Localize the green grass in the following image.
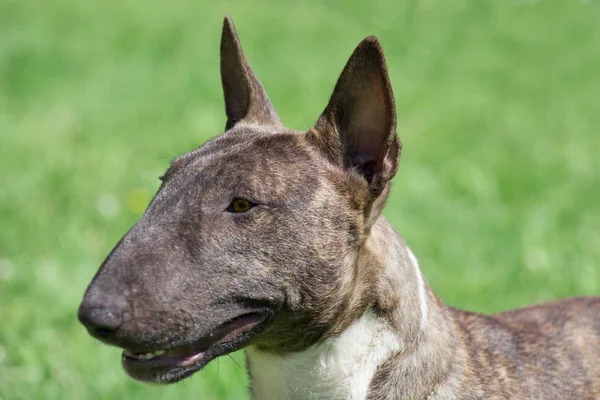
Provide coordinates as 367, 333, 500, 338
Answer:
1, 0, 599, 398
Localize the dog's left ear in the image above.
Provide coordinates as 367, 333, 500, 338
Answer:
312, 36, 400, 195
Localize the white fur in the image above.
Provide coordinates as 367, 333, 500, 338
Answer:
407, 248, 428, 333
246, 311, 403, 400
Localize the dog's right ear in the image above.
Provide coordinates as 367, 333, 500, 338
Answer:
220, 16, 281, 130
310, 36, 400, 196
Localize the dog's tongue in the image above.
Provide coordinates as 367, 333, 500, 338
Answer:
124, 313, 263, 366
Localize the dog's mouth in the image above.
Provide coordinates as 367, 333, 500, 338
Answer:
121, 312, 268, 383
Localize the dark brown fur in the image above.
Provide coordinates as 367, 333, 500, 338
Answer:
368, 293, 600, 399
78, 16, 600, 399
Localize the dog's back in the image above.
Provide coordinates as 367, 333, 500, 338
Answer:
449, 297, 600, 398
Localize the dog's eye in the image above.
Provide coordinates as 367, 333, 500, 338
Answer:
227, 198, 255, 213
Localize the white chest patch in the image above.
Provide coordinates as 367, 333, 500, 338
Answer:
246, 311, 403, 400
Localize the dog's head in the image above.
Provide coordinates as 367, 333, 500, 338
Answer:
78, 16, 400, 383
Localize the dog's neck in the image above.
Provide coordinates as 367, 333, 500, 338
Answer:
246, 218, 459, 400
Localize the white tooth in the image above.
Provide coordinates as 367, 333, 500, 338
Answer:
140, 350, 167, 360
124, 349, 166, 360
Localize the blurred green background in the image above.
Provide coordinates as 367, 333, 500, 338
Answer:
1, 0, 599, 398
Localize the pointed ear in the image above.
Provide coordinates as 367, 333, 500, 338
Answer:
313, 36, 400, 193
220, 16, 281, 130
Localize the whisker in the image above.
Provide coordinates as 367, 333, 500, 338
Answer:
228, 353, 247, 373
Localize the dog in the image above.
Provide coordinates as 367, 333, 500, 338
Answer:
78, 16, 600, 399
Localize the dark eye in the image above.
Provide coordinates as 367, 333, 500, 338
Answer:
227, 198, 255, 213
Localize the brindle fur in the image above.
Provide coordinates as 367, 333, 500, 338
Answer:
78, 16, 600, 399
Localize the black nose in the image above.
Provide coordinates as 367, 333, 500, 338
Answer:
78, 298, 125, 341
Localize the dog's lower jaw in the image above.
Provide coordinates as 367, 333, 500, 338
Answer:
246, 217, 459, 400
